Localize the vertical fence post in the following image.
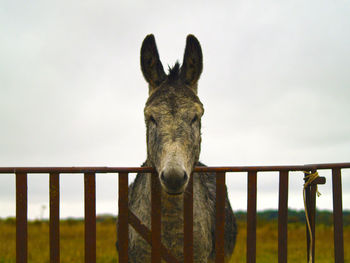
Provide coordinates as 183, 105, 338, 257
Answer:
216, 172, 226, 263
16, 172, 28, 263
151, 172, 161, 263
247, 171, 257, 263
49, 173, 60, 263
332, 168, 344, 263
118, 172, 129, 262
304, 171, 316, 263
84, 172, 96, 263
278, 171, 289, 263
184, 174, 193, 263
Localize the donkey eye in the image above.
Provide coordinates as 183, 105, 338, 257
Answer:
191, 115, 198, 125
149, 116, 157, 125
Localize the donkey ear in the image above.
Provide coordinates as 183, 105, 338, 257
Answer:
140, 34, 166, 89
180, 35, 203, 87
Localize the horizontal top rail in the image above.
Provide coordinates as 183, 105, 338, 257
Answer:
0, 162, 349, 174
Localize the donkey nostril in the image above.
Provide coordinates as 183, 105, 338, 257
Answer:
160, 172, 165, 181
183, 172, 188, 182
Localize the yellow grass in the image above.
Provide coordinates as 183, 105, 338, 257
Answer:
0, 219, 349, 263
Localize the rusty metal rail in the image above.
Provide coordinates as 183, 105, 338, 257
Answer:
1, 162, 349, 263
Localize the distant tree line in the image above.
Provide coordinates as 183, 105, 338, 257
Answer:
1, 209, 349, 226
235, 209, 350, 226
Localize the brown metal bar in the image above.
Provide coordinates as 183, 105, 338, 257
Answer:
310, 185, 316, 263
303, 162, 350, 170
184, 174, 193, 263
49, 173, 60, 263
304, 172, 316, 263
128, 209, 151, 246
16, 172, 27, 263
247, 171, 257, 263
309, 177, 326, 186
332, 168, 344, 263
304, 172, 310, 262
84, 172, 96, 263
118, 172, 129, 262
278, 171, 289, 263
151, 172, 161, 263
1, 162, 350, 174
215, 172, 225, 263
128, 210, 179, 263
0, 167, 154, 174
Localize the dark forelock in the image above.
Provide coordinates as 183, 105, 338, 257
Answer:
146, 61, 202, 108
167, 62, 181, 83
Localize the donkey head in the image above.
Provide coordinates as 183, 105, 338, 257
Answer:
141, 34, 204, 195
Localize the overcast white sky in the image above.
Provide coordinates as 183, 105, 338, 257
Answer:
1, 0, 349, 219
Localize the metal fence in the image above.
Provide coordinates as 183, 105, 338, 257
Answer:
0, 162, 349, 263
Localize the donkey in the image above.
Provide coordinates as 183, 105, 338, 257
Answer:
120, 34, 237, 262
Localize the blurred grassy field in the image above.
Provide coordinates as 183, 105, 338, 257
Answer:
0, 218, 349, 263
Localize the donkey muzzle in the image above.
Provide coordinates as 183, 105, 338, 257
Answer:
160, 166, 188, 195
